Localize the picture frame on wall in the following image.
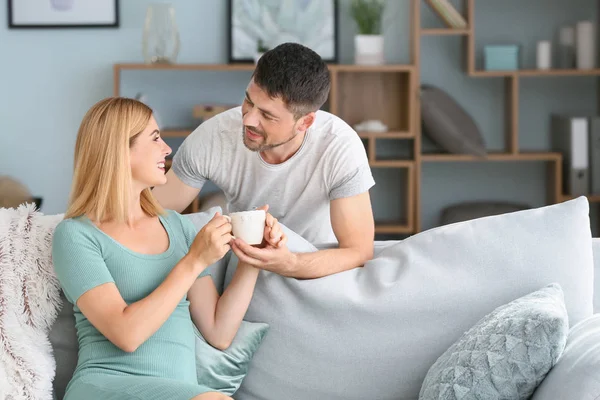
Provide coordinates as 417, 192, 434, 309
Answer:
228, 0, 338, 63
8, 0, 119, 29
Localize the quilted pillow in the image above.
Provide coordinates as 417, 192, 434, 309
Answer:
419, 283, 569, 400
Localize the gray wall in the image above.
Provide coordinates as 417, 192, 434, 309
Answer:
1, 0, 597, 234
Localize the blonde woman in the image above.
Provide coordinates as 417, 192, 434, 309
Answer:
52, 97, 285, 400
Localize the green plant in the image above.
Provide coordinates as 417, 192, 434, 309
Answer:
350, 0, 385, 35
257, 39, 269, 53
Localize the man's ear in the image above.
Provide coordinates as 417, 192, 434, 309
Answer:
297, 112, 316, 133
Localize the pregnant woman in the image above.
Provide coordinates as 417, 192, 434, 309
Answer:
52, 97, 286, 400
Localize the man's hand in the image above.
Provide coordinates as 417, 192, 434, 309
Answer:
254, 204, 285, 249
232, 204, 293, 275
231, 238, 297, 277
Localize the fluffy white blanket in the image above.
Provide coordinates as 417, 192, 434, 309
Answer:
0, 204, 64, 400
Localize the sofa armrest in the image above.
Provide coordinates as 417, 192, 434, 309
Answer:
532, 314, 600, 400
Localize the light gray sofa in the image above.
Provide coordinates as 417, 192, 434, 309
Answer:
46, 198, 600, 400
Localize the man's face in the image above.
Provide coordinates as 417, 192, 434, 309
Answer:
241, 79, 299, 152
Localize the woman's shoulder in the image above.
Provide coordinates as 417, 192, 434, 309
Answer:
52, 216, 101, 256
53, 216, 94, 241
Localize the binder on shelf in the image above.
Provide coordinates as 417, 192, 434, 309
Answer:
551, 114, 589, 196
589, 116, 600, 194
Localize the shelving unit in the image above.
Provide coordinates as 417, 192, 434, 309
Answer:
413, 0, 600, 232
113, 0, 598, 237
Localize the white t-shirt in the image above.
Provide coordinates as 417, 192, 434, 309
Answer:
172, 107, 375, 244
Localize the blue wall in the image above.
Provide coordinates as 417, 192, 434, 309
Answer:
1, 0, 597, 233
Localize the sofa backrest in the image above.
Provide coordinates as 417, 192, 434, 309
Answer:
225, 197, 595, 400
592, 238, 599, 313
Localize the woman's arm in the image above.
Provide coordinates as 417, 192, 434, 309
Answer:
188, 210, 286, 350
72, 213, 233, 353
77, 254, 202, 352
188, 262, 259, 350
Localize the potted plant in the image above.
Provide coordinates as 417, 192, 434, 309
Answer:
350, 0, 385, 65
254, 39, 270, 64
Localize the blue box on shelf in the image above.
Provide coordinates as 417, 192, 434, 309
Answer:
484, 45, 520, 71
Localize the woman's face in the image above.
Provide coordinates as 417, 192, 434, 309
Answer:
130, 115, 172, 190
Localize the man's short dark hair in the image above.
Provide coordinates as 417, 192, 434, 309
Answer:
252, 42, 331, 119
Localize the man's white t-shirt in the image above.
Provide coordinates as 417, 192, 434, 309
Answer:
172, 106, 375, 244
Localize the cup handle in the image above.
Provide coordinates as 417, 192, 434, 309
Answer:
223, 215, 236, 239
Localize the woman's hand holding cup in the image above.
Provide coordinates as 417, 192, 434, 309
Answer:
187, 212, 233, 272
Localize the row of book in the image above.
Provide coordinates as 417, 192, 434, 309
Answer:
551, 115, 600, 196
426, 0, 467, 29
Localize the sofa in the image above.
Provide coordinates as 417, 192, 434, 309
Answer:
1, 197, 599, 400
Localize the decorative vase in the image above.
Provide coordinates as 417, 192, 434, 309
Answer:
536, 41, 551, 70
354, 34, 384, 65
142, 4, 180, 64
576, 21, 596, 69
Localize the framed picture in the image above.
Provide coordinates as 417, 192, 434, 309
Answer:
228, 0, 338, 63
8, 0, 119, 29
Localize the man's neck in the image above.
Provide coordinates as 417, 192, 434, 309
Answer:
260, 131, 306, 164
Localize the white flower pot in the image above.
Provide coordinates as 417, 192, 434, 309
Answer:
354, 34, 384, 65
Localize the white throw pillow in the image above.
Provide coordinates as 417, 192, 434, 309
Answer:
0, 205, 64, 400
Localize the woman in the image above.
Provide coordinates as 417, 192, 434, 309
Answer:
52, 97, 285, 400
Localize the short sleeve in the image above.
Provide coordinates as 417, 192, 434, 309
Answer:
171, 211, 212, 279
171, 114, 223, 190
327, 133, 376, 200
51, 220, 115, 305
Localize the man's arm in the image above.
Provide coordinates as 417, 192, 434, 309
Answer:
231, 191, 375, 279
152, 169, 201, 213
291, 191, 374, 278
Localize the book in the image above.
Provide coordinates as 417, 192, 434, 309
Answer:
426, 0, 468, 29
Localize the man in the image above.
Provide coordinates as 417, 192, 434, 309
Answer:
153, 42, 375, 279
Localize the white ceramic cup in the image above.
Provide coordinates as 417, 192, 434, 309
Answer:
224, 209, 266, 245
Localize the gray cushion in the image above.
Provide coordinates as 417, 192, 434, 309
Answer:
49, 293, 79, 400
531, 314, 600, 400
224, 197, 593, 400
421, 85, 486, 157
419, 283, 569, 400
440, 201, 531, 226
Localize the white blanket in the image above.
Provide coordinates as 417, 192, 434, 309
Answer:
0, 204, 63, 400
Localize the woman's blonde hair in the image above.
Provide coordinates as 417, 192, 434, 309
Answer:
65, 97, 165, 223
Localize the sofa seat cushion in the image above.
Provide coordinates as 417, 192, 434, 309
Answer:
531, 313, 600, 400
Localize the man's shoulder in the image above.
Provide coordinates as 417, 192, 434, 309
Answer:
312, 110, 363, 149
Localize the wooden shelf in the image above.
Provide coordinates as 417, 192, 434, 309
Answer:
357, 131, 413, 139
421, 152, 561, 162
561, 194, 600, 203
162, 129, 193, 138
332, 64, 414, 73
374, 224, 413, 234
115, 63, 256, 71
470, 69, 600, 78
114, 62, 414, 73
421, 28, 471, 36
370, 160, 414, 168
